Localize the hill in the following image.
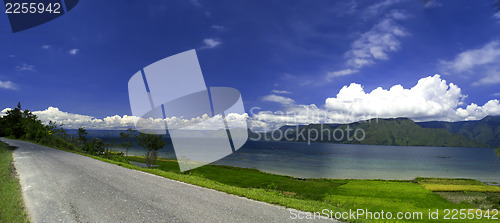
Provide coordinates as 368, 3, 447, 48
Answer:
417, 116, 500, 148
251, 118, 488, 148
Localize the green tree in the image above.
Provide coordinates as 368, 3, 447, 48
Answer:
136, 133, 166, 167
82, 138, 105, 155
4, 102, 24, 138
119, 128, 135, 157
496, 147, 500, 159
77, 127, 88, 144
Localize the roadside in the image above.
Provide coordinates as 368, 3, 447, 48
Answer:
0, 141, 29, 222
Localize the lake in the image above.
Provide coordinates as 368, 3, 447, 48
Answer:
109, 139, 500, 183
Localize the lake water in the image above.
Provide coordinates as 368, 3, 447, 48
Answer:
109, 139, 500, 183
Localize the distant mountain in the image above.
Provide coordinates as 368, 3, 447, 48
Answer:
250, 118, 488, 148
67, 116, 498, 148
417, 116, 500, 148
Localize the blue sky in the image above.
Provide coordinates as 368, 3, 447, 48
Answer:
1, 0, 500, 130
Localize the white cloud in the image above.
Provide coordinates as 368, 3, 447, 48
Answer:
326, 69, 358, 81
494, 11, 500, 19
211, 25, 226, 31
190, 0, 202, 7
5, 106, 249, 131
493, 92, 500, 96
201, 38, 222, 49
68, 49, 80, 55
441, 41, 500, 72
364, 0, 404, 18
0, 80, 18, 90
0, 108, 12, 117
456, 100, 500, 121
262, 94, 295, 105
326, 11, 410, 81
440, 40, 500, 85
271, 90, 292, 94
389, 10, 411, 20
423, 0, 442, 8
15, 63, 36, 72
41, 45, 51, 49
346, 17, 409, 69
251, 75, 500, 131
324, 74, 464, 121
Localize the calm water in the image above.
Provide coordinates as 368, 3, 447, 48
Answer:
110, 140, 500, 183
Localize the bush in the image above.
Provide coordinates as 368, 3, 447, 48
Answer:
82, 138, 105, 155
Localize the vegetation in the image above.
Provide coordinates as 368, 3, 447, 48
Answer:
418, 116, 500, 148
0, 141, 29, 222
418, 178, 500, 210
119, 128, 135, 157
77, 127, 88, 144
136, 132, 166, 167
256, 118, 488, 148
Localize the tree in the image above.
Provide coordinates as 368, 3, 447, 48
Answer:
82, 138, 105, 155
136, 133, 166, 167
119, 128, 136, 157
77, 127, 87, 144
496, 147, 500, 159
4, 102, 25, 138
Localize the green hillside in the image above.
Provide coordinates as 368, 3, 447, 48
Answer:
417, 116, 500, 148
251, 118, 488, 148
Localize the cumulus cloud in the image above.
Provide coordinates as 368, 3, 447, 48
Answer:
0, 80, 18, 90
2, 106, 249, 131
262, 94, 295, 105
68, 49, 80, 55
251, 75, 500, 131
0, 108, 11, 117
271, 89, 292, 94
456, 100, 500, 121
15, 63, 36, 72
324, 75, 465, 121
201, 38, 221, 49
440, 40, 500, 85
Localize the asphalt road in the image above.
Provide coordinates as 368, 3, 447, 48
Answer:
2, 138, 335, 223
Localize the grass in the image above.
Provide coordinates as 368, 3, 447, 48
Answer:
8, 139, 500, 222
0, 141, 29, 223
417, 178, 500, 192
417, 178, 500, 211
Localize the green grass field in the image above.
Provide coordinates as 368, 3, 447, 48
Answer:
0, 141, 29, 223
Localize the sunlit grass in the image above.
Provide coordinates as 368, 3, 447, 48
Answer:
0, 141, 29, 222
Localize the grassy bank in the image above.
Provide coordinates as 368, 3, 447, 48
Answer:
0, 141, 29, 222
